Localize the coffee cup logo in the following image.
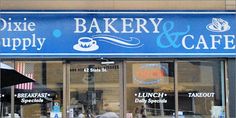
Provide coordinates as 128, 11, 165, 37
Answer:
206, 18, 230, 32
73, 37, 99, 51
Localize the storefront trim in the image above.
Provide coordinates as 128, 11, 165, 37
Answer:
1, 11, 236, 14
0, 53, 235, 58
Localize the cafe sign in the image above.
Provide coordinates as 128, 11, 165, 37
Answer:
0, 11, 235, 58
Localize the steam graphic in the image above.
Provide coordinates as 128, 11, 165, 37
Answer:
93, 34, 143, 48
73, 34, 144, 52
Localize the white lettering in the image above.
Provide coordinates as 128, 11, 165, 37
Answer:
0, 18, 7, 31
137, 92, 164, 98
188, 92, 215, 97
74, 18, 86, 33
1, 37, 11, 47
182, 35, 194, 49
149, 18, 163, 33
0, 34, 46, 51
182, 34, 236, 50
73, 17, 163, 33
37, 37, 46, 50
0, 18, 35, 32
135, 18, 149, 33
104, 18, 119, 33
88, 18, 102, 33
224, 35, 236, 49
22, 38, 31, 50
210, 35, 222, 49
135, 98, 147, 104
12, 38, 21, 50
121, 18, 134, 33
148, 98, 167, 104
196, 35, 209, 49
27, 21, 36, 31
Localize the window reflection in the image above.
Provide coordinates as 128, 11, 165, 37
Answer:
0, 61, 63, 118
177, 60, 225, 118
69, 63, 120, 118
126, 62, 175, 117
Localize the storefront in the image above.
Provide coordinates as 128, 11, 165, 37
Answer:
0, 11, 235, 118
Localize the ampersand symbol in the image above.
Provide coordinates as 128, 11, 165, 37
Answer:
156, 21, 190, 48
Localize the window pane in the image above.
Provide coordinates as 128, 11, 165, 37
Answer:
69, 63, 121, 118
177, 60, 225, 117
126, 61, 175, 117
1, 61, 63, 118
0, 62, 14, 118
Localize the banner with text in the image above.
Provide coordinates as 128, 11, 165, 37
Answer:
0, 11, 236, 58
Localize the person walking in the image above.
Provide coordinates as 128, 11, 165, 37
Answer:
140, 105, 146, 118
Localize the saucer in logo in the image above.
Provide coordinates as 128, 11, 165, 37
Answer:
206, 18, 230, 32
73, 37, 99, 52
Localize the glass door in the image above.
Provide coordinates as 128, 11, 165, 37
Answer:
69, 62, 122, 118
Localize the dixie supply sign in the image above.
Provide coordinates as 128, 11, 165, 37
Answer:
0, 11, 236, 58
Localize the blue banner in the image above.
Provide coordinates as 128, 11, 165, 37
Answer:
0, 11, 236, 58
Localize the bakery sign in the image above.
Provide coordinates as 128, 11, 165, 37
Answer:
0, 11, 235, 58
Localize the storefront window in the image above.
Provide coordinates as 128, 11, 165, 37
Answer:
69, 62, 121, 118
0, 60, 229, 118
177, 60, 225, 117
0, 61, 63, 118
126, 61, 175, 118
0, 61, 14, 118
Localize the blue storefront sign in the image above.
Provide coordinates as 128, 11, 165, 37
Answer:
0, 11, 235, 58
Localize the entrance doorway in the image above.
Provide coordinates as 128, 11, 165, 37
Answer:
68, 62, 122, 118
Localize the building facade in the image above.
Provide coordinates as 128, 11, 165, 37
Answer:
0, 1, 236, 118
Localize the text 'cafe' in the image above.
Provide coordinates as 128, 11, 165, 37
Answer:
0, 11, 235, 118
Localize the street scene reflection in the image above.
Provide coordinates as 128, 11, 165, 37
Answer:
0, 61, 63, 118
69, 63, 120, 118
126, 62, 175, 118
